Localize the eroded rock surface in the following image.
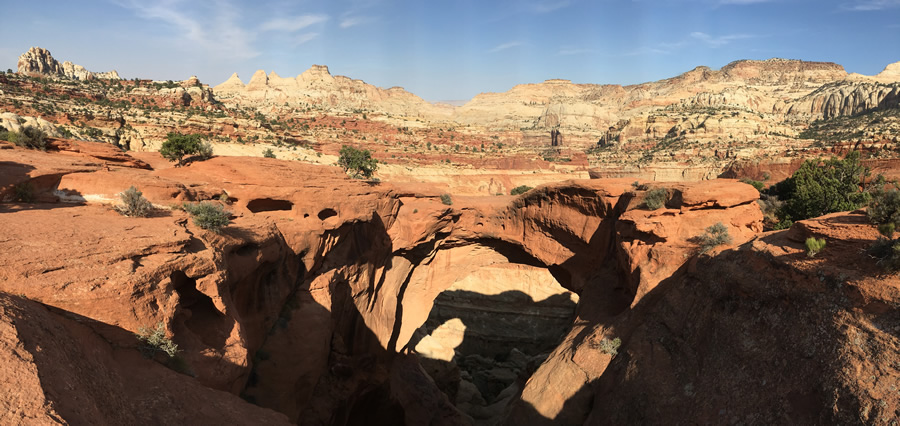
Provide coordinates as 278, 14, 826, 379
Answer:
1, 141, 897, 425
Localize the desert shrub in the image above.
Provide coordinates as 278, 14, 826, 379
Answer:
643, 187, 667, 210
197, 141, 214, 160
866, 189, 900, 271
598, 337, 622, 356
13, 182, 34, 202
773, 219, 794, 231
116, 186, 152, 217
6, 125, 47, 151
631, 181, 650, 190
805, 237, 826, 258
160, 133, 204, 166
183, 201, 230, 232
697, 222, 733, 253
867, 188, 900, 233
262, 148, 276, 158
136, 322, 179, 358
739, 177, 765, 192
766, 151, 871, 223
440, 194, 453, 206
510, 185, 533, 196
338, 145, 378, 179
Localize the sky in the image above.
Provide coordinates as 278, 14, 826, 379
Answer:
1, 0, 899, 101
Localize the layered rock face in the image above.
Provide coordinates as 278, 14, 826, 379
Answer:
213, 65, 450, 118
17, 46, 120, 80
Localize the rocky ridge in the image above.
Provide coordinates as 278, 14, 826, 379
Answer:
17, 47, 121, 80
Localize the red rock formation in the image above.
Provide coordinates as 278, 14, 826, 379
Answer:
1, 141, 896, 424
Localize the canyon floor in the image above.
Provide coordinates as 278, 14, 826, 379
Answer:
1, 48, 900, 425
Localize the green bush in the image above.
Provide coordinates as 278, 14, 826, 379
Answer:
510, 185, 533, 196
5, 126, 47, 151
697, 222, 733, 253
805, 237, 826, 258
116, 186, 152, 217
867, 188, 900, 235
766, 151, 871, 223
13, 182, 34, 202
183, 202, 230, 232
160, 133, 206, 166
262, 148, 276, 158
136, 322, 179, 358
739, 177, 765, 192
598, 337, 621, 356
643, 187, 667, 210
440, 194, 453, 206
866, 189, 900, 271
337, 145, 378, 179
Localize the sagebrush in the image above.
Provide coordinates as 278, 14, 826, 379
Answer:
643, 187, 667, 210
183, 201, 230, 232
697, 222, 733, 253
136, 322, 179, 358
116, 186, 153, 217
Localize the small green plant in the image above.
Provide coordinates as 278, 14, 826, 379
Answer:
262, 148, 276, 158
13, 182, 34, 202
697, 222, 733, 253
116, 186, 153, 217
197, 141, 214, 160
337, 145, 378, 179
183, 202, 230, 232
739, 177, 765, 192
136, 322, 179, 358
598, 337, 622, 356
643, 187, 668, 210
805, 237, 826, 258
510, 185, 533, 196
440, 194, 453, 206
867, 188, 900, 271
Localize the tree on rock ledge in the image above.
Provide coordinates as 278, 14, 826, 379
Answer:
160, 133, 212, 167
338, 145, 378, 179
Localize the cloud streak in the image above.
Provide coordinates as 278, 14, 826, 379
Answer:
690, 31, 755, 47
340, 15, 376, 28
532, 1, 571, 13
842, 0, 900, 10
261, 14, 329, 32
488, 42, 523, 53
115, 0, 259, 59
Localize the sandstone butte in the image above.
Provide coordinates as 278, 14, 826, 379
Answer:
1, 137, 899, 425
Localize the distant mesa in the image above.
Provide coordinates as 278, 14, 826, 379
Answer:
17, 47, 120, 81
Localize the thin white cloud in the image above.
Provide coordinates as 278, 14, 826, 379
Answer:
719, 0, 772, 4
690, 31, 755, 47
532, 0, 571, 13
488, 42, 523, 53
842, 0, 900, 10
340, 15, 376, 28
114, 0, 259, 59
558, 47, 595, 56
293, 32, 320, 46
261, 14, 329, 32
623, 47, 672, 56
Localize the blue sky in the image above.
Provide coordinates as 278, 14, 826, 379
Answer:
1, 0, 899, 101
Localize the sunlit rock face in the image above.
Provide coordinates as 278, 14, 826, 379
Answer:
409, 245, 579, 424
